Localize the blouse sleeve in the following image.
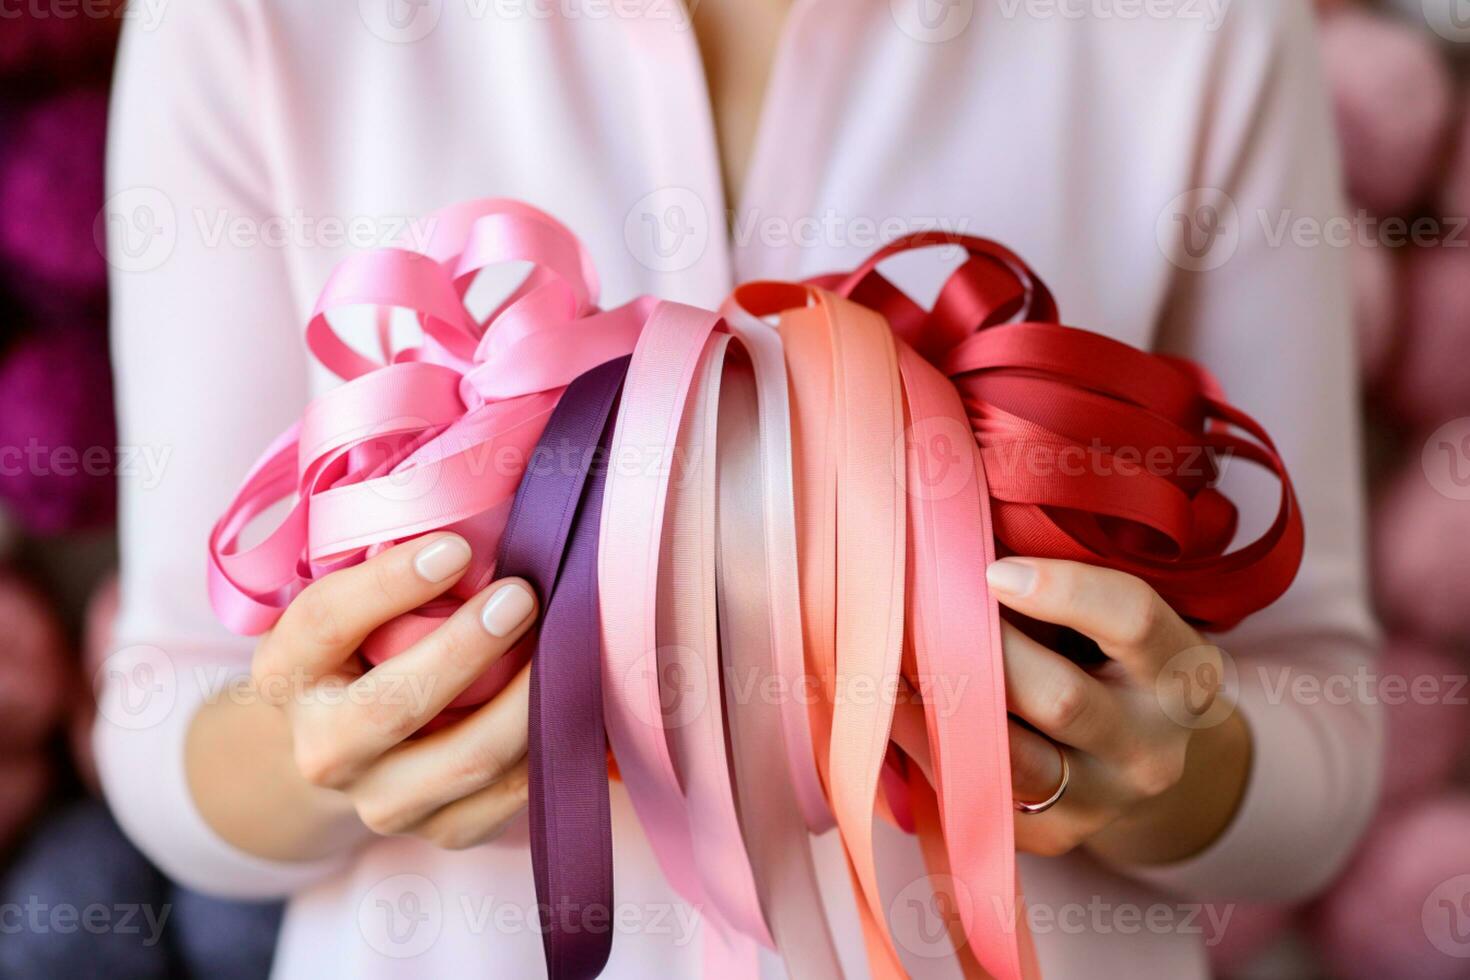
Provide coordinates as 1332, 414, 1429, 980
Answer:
1121, 0, 1383, 901
95, 1, 350, 898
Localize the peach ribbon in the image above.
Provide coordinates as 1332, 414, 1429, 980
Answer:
726, 281, 1034, 980
598, 297, 844, 979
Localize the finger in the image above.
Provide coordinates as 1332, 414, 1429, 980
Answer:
307, 578, 535, 777
1012, 751, 1120, 858
986, 557, 1200, 676
1008, 719, 1065, 807
349, 663, 532, 836
410, 756, 532, 851
255, 533, 474, 688
1002, 621, 1122, 755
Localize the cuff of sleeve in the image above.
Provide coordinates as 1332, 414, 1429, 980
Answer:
1107, 665, 1374, 902
94, 648, 350, 900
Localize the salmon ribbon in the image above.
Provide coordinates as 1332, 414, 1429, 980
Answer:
208, 204, 1304, 980
732, 230, 1303, 979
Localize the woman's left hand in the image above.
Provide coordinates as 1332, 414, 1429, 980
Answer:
985, 557, 1254, 866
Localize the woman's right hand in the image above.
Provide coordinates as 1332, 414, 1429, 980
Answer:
188, 532, 540, 860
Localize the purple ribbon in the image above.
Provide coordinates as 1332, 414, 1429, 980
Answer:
495, 355, 628, 979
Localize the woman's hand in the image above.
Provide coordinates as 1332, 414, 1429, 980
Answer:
986, 557, 1253, 867
187, 532, 539, 860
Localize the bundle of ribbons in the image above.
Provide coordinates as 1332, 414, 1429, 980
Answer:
209, 199, 1303, 980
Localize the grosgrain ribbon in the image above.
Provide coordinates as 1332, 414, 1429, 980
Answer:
494, 355, 628, 980
722, 233, 1303, 979
208, 200, 1307, 980
823, 232, 1304, 632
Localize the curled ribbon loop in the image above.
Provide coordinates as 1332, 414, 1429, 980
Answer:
207, 199, 652, 715
210, 204, 1306, 980
826, 231, 1305, 633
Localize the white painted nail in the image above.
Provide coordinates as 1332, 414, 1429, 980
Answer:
986, 559, 1037, 597
481, 583, 536, 638
413, 536, 472, 582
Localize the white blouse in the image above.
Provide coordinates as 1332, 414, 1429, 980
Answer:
98, 1, 1380, 977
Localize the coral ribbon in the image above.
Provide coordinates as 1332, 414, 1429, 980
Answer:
209, 200, 1305, 980
824, 232, 1304, 634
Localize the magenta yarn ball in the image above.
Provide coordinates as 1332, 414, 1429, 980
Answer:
0, 752, 51, 855
1319, 9, 1454, 215
1385, 244, 1470, 428
0, 6, 120, 80
0, 88, 109, 302
1374, 464, 1470, 642
0, 326, 117, 534
1380, 639, 1470, 800
1347, 235, 1396, 384
0, 572, 69, 752
1311, 796, 1470, 980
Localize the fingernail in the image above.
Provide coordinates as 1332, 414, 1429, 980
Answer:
986, 559, 1037, 596
481, 583, 536, 638
414, 535, 472, 582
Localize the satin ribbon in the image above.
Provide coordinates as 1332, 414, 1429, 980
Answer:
731, 232, 1300, 979
494, 355, 628, 980
597, 295, 845, 979
209, 198, 1306, 980
822, 232, 1304, 633
208, 199, 653, 715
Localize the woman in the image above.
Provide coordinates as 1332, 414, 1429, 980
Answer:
99, 0, 1381, 976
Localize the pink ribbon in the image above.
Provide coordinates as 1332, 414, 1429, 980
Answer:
208, 199, 652, 711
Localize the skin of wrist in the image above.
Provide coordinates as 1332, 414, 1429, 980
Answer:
186, 694, 368, 863
1085, 707, 1253, 868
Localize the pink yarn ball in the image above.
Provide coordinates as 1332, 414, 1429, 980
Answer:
1319, 9, 1454, 215
1380, 639, 1470, 800
1205, 902, 1295, 976
0, 571, 69, 751
1374, 464, 1470, 642
1385, 244, 1470, 428
1442, 95, 1470, 233
0, 753, 52, 855
1311, 795, 1470, 980
0, 325, 117, 534
0, 6, 120, 80
1347, 236, 1397, 383
0, 88, 109, 302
